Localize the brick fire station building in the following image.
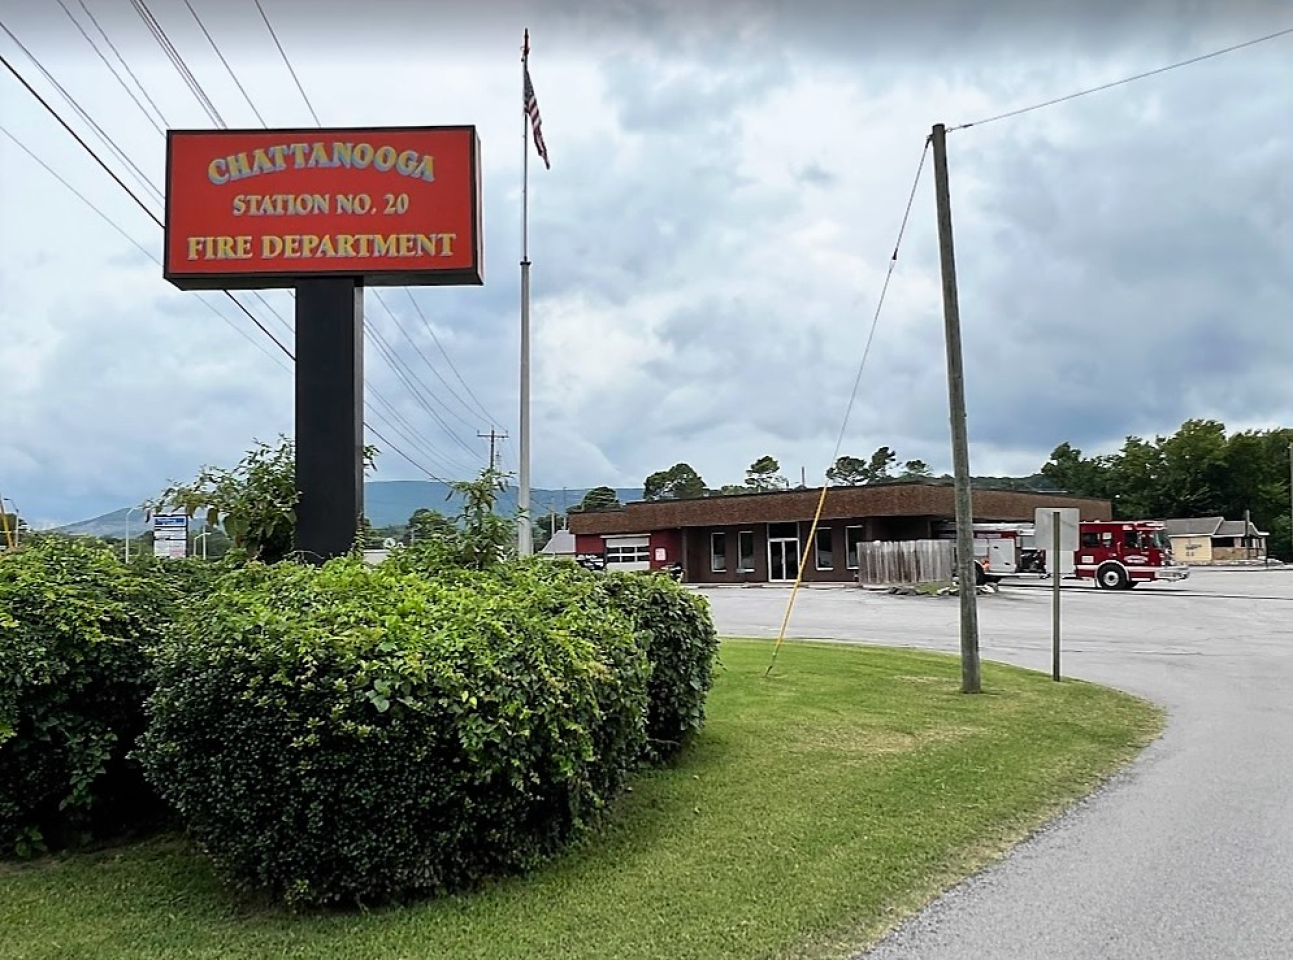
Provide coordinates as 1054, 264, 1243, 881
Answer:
566, 481, 1111, 584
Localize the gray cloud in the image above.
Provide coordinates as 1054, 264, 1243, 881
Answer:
4, 0, 1293, 523
943, 60, 1293, 459
795, 162, 838, 187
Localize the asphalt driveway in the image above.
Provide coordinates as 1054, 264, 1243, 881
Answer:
697, 569, 1293, 960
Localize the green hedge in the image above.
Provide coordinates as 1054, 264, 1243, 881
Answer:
475, 560, 721, 762
0, 538, 178, 857
597, 571, 719, 761
137, 556, 651, 908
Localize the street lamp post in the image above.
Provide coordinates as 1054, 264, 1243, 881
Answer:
195, 530, 211, 561
125, 506, 140, 561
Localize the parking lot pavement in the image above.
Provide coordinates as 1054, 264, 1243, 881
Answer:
697, 570, 1293, 960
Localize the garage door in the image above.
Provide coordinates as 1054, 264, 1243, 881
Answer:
605, 535, 651, 571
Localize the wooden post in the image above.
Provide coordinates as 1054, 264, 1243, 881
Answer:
931, 123, 981, 694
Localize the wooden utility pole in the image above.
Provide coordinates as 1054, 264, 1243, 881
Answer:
931, 122, 982, 694
478, 429, 508, 470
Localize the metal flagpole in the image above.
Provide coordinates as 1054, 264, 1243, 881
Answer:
517, 30, 532, 561
518, 28, 533, 557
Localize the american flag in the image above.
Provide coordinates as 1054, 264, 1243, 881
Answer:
524, 59, 550, 170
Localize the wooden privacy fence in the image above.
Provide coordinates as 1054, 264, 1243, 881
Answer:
855, 539, 955, 585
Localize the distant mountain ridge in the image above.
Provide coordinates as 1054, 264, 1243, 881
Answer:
55, 474, 1064, 539
56, 481, 644, 539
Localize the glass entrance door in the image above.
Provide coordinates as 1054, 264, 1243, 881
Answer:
768, 538, 800, 582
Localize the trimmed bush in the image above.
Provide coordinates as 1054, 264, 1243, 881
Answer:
387, 553, 722, 763
0, 537, 178, 857
136, 555, 651, 908
596, 570, 720, 761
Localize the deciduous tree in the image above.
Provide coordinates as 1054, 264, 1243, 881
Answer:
643, 463, 707, 501
156, 436, 377, 564
406, 507, 454, 543
571, 486, 622, 513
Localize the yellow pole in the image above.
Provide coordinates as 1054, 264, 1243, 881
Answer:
765, 483, 832, 676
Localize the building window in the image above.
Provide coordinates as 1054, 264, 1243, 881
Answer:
846, 525, 865, 569
711, 532, 727, 572
605, 544, 650, 564
815, 528, 833, 570
769, 522, 798, 539
738, 531, 755, 572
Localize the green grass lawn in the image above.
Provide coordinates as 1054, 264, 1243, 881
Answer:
0, 639, 1162, 960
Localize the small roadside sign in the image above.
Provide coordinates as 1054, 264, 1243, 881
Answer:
153, 514, 189, 558
1034, 508, 1080, 551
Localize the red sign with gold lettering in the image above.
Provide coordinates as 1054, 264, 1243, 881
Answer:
164, 126, 482, 289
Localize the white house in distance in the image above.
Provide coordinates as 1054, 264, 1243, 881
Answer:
1161, 517, 1268, 564
538, 528, 577, 559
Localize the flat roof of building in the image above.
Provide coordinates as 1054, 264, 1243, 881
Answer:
568, 480, 1112, 535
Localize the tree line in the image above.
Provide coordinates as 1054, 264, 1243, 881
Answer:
1039, 419, 1292, 559
567, 448, 935, 515
102, 420, 1289, 562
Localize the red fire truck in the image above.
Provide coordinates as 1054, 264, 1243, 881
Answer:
968, 519, 1190, 589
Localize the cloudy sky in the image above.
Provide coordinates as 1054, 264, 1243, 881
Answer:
2, 0, 1290, 527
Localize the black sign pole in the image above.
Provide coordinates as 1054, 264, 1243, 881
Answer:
294, 278, 364, 563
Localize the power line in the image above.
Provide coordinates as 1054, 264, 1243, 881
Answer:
180, 0, 268, 126
0, 122, 291, 372
952, 24, 1293, 131
3, 42, 449, 482
366, 386, 447, 457
250, 291, 294, 341
766, 138, 932, 676
0, 48, 292, 359
0, 18, 165, 207
365, 402, 455, 480
403, 288, 503, 427
155, 12, 469, 474
369, 290, 489, 435
364, 323, 483, 466
831, 137, 932, 463
365, 422, 451, 481
364, 394, 462, 482
4, 14, 459, 481
2, 26, 295, 358
365, 375, 479, 476
53, 0, 164, 136
234, 17, 499, 471
0, 48, 162, 227
54, 9, 431, 464
1, 124, 153, 261
252, 0, 320, 125
128, 0, 224, 126
74, 0, 170, 129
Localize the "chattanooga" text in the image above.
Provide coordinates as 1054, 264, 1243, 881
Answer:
207, 142, 435, 185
